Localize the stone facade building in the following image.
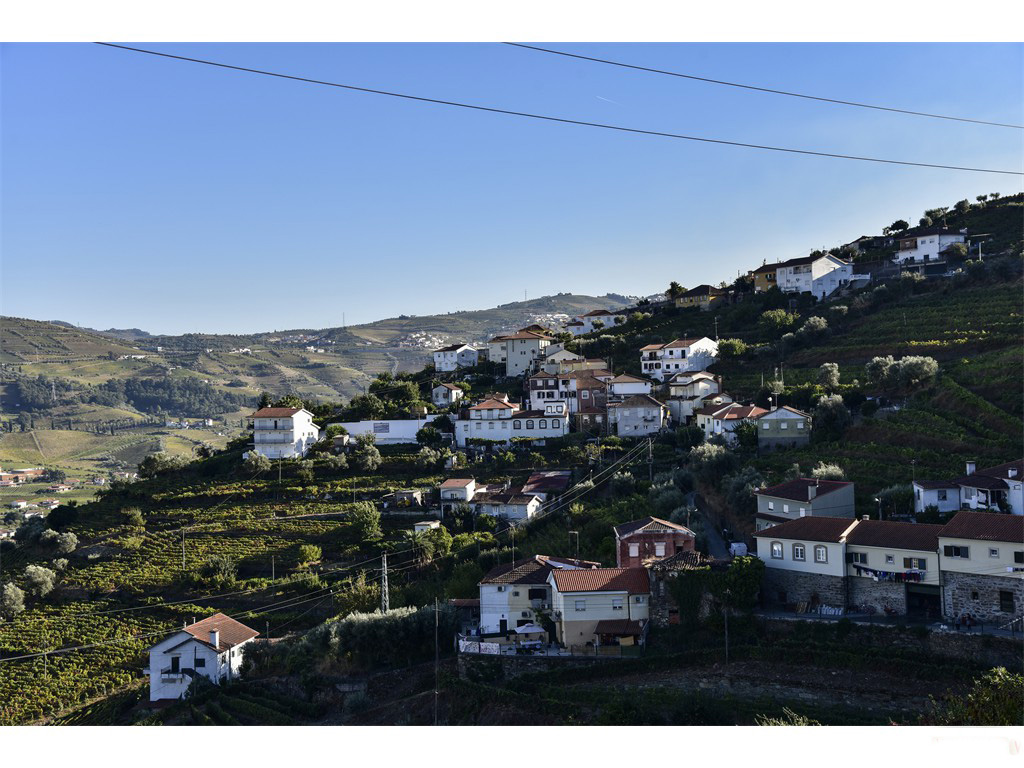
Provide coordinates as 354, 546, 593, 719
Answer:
613, 516, 696, 568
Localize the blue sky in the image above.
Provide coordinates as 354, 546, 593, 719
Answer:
2, 42, 1021, 335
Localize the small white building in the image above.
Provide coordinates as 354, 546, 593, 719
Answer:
328, 415, 440, 445
666, 371, 725, 423
473, 492, 543, 521
454, 397, 568, 447
146, 613, 259, 701
414, 520, 441, 533
912, 480, 961, 516
433, 344, 479, 372
432, 383, 464, 408
607, 394, 668, 437
248, 407, 321, 459
695, 403, 767, 444
774, 253, 853, 300
607, 374, 653, 402
894, 227, 967, 266
639, 338, 719, 382
487, 330, 553, 377
566, 309, 622, 336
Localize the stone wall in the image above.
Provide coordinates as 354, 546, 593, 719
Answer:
457, 652, 604, 682
848, 576, 907, 614
762, 568, 845, 609
942, 571, 1024, 623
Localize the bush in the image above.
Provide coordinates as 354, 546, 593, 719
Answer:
817, 363, 840, 389
810, 462, 845, 481
349, 502, 382, 540
717, 338, 747, 358
200, 555, 237, 587
297, 544, 322, 566
353, 435, 382, 472
39, 529, 78, 555
922, 667, 1024, 726
245, 452, 272, 473
812, 394, 851, 442
24, 565, 57, 597
0, 583, 26, 619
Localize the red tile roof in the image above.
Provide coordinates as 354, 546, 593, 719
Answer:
183, 613, 259, 651
550, 567, 650, 594
440, 478, 474, 488
752, 516, 857, 543
614, 516, 694, 538
939, 511, 1024, 544
640, 338, 706, 351
845, 520, 944, 552
480, 554, 599, 585
755, 478, 852, 502
249, 407, 302, 418
468, 398, 516, 410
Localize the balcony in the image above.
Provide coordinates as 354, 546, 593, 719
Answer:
160, 667, 190, 683
254, 437, 296, 444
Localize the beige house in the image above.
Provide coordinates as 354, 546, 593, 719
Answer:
754, 478, 856, 531
549, 567, 651, 647
937, 511, 1023, 622
487, 330, 553, 376
757, 406, 811, 451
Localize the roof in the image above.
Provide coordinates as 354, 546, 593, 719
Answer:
550, 567, 650, 594
449, 598, 480, 608
938, 511, 1024, 544
976, 459, 1024, 482
474, 492, 541, 506
614, 516, 694, 538
610, 374, 649, 385
639, 337, 708, 351
752, 516, 857, 543
897, 226, 967, 240
522, 470, 572, 495
468, 398, 516, 411
650, 549, 719, 572
608, 394, 666, 410
755, 478, 852, 502
668, 371, 716, 383
710, 403, 767, 421
434, 383, 461, 391
758, 405, 810, 419
679, 284, 724, 298
581, 309, 616, 317
845, 520, 944, 552
490, 330, 553, 342
249, 407, 302, 418
182, 613, 259, 652
594, 619, 645, 636
480, 554, 597, 586
914, 480, 960, 490
440, 478, 474, 488
954, 474, 1008, 491
434, 343, 470, 352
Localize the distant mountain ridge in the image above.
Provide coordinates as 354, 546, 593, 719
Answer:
48, 321, 153, 341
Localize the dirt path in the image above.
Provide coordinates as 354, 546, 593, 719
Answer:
29, 430, 46, 460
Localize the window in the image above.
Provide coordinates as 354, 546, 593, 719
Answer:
989, 548, 1000, 558
783, 504, 790, 513
796, 421, 804, 430
497, 586, 505, 592
971, 591, 979, 600
903, 557, 926, 570
539, 419, 547, 429
194, 658, 206, 668
655, 542, 666, 557
780, 422, 788, 430
512, 590, 520, 597
762, 422, 771, 430
814, 546, 828, 563
999, 590, 1015, 613
1015, 551, 1024, 564
767, 501, 775, 511
612, 598, 624, 611
513, 420, 521, 429
885, 554, 895, 565
634, 596, 644, 603
526, 420, 534, 429
944, 545, 970, 559
575, 600, 586, 612
937, 490, 947, 501
792, 544, 805, 561
581, 390, 590, 399
488, 422, 494, 430
501, 421, 508, 429
770, 541, 783, 559
848, 552, 867, 565
628, 543, 639, 557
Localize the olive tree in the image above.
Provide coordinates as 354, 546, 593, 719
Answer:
24, 565, 57, 598
0, 583, 26, 620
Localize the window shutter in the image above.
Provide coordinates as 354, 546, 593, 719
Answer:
943, 545, 953, 557
845, 553, 854, 564
903, 558, 912, 568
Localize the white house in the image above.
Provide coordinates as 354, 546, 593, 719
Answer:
695, 403, 767, 444
414, 520, 441, 533
432, 383, 464, 408
440, 477, 477, 514
433, 344, 479, 372
454, 397, 569, 447
538, 346, 586, 374
607, 374, 653, 402
773, 253, 853, 299
486, 330, 553, 376
894, 227, 967, 266
548, 568, 651, 647
472, 491, 543, 521
607, 394, 668, 437
328, 414, 440, 445
912, 480, 962, 516
666, 371, 724, 423
639, 338, 719, 382
937, 511, 1024, 622
146, 613, 259, 701
754, 478, 856, 531
478, 555, 599, 635
914, 460, 1024, 516
248, 407, 321, 459
566, 309, 622, 336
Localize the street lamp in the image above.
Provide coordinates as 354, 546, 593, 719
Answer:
910, 459, 917, 484
874, 496, 882, 520
568, 531, 580, 563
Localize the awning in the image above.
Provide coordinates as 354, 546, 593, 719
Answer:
514, 623, 546, 634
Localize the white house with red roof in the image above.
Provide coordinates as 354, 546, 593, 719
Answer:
914, 460, 1024, 516
695, 402, 767, 444
666, 371, 727, 423
432, 343, 479, 372
248, 407, 320, 459
146, 613, 259, 701
639, 337, 718, 382
432, 382, 464, 408
454, 396, 568, 447
486, 329, 553, 376
754, 478, 856, 531
548, 567, 651, 647
607, 374, 653, 402
566, 309, 623, 336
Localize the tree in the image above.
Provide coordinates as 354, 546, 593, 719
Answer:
954, 199, 971, 214
810, 462, 845, 480
245, 451, 272, 473
422, 525, 453, 558
296, 460, 315, 485
297, 544, 322, 566
667, 281, 686, 299
922, 667, 1023, 726
733, 420, 759, 450
138, 451, 188, 479
446, 561, 485, 599
717, 338, 747, 358
352, 434, 382, 472
0, 583, 26, 620
894, 355, 939, 390
415, 446, 444, 469
39, 529, 78, 555
817, 363, 840, 390
122, 507, 145, 527
416, 425, 442, 447
325, 453, 349, 470
257, 392, 272, 408
347, 394, 387, 420
758, 309, 800, 338
885, 219, 909, 234
812, 394, 852, 442
24, 565, 57, 597
43, 468, 67, 484
975, 194, 989, 205
945, 242, 969, 262
713, 556, 765, 613
349, 501, 381, 540
325, 424, 348, 440
272, 394, 305, 409
919, 216, 933, 228
200, 555, 237, 587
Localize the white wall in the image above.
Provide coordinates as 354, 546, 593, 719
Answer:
913, 484, 960, 515
328, 415, 438, 445
148, 635, 253, 702
757, 538, 845, 577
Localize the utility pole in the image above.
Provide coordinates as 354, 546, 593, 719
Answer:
278, 459, 282, 484
181, 529, 186, 571
569, 531, 579, 563
713, 316, 719, 342
381, 553, 390, 612
434, 597, 440, 727
271, 555, 275, 581
647, 439, 653, 483
511, 526, 516, 562
723, 589, 731, 667
265, 620, 270, 641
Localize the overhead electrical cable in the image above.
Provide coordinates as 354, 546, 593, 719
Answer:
93, 43, 1022, 176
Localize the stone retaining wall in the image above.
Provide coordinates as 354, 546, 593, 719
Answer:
848, 576, 907, 614
943, 571, 1023, 623
762, 569, 845, 609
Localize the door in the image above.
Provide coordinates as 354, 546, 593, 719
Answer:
905, 584, 941, 619
499, 619, 508, 634
169, 655, 180, 673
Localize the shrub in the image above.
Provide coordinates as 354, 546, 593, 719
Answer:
717, 338, 747, 358
810, 462, 845, 481
349, 502, 382, 540
353, 435, 382, 472
817, 363, 840, 389
24, 565, 57, 597
200, 555, 237, 587
245, 452, 272, 473
297, 544, 322, 566
812, 394, 851, 442
922, 667, 1024, 726
0, 583, 26, 619
39, 529, 78, 555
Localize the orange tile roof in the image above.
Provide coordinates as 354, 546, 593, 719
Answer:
550, 567, 650, 594
250, 407, 302, 418
182, 613, 259, 651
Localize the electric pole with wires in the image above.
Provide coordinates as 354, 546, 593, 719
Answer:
434, 597, 440, 726
381, 553, 389, 612
647, 438, 653, 483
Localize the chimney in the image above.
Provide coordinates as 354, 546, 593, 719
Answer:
808, 484, 817, 501
966, 461, 976, 476
1009, 467, 1018, 479
862, 515, 869, 521
209, 629, 219, 649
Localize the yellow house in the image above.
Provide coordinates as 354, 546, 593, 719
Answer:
674, 284, 726, 311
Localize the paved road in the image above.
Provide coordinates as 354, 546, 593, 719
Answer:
689, 491, 730, 560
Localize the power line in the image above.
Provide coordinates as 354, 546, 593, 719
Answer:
502, 43, 1024, 131
92, 43, 1022, 177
